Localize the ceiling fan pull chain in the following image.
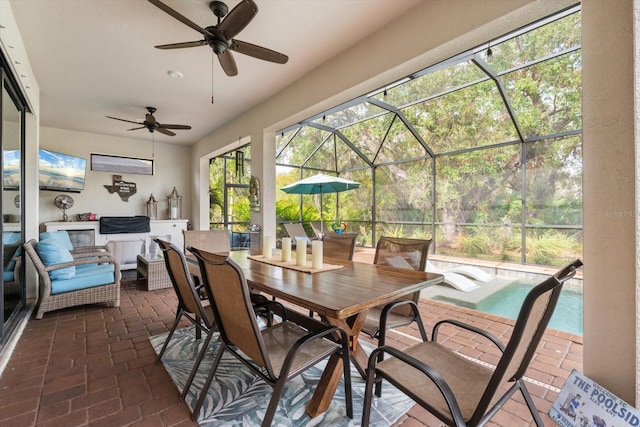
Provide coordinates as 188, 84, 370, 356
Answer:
211, 51, 215, 104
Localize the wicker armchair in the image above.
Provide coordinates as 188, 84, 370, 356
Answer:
24, 239, 120, 319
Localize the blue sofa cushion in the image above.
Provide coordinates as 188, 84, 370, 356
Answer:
39, 231, 74, 251
36, 239, 76, 280
51, 263, 115, 294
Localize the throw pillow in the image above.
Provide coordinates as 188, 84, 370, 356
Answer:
39, 231, 74, 251
36, 239, 76, 280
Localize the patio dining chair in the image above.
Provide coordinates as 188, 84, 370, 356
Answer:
321, 232, 358, 261
187, 246, 353, 426
154, 239, 221, 404
361, 237, 432, 345
306, 232, 358, 317
154, 239, 214, 352
361, 259, 583, 427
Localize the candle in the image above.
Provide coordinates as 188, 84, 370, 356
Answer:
312, 240, 323, 269
296, 240, 307, 266
263, 235, 273, 259
170, 206, 178, 219
281, 237, 292, 262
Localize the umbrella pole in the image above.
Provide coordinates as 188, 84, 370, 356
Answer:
320, 192, 324, 236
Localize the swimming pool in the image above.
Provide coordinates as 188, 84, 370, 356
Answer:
434, 280, 583, 336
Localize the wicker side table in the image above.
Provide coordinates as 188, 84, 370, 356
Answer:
136, 254, 171, 291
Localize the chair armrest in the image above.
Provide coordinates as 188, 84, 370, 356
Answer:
70, 246, 109, 256
432, 319, 505, 353
43, 255, 118, 273
368, 345, 465, 426
280, 323, 350, 376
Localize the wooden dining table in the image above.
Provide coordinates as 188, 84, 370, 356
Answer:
222, 250, 444, 418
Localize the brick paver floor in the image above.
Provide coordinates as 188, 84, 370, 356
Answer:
0, 260, 582, 426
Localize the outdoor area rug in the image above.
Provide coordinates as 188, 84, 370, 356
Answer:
150, 326, 415, 426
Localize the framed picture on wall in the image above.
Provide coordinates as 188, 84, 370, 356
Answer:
91, 154, 154, 175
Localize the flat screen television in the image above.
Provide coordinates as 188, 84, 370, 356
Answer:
2, 149, 20, 190
39, 149, 87, 193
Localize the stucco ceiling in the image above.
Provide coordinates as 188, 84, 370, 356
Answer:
7, 0, 421, 146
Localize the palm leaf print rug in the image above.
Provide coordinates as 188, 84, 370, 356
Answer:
150, 326, 414, 426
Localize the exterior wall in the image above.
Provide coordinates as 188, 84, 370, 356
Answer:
582, 0, 637, 403
39, 126, 192, 224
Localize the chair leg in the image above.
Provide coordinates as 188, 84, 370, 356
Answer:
374, 326, 386, 397
191, 345, 226, 421
181, 327, 215, 401
262, 379, 287, 427
518, 380, 544, 427
341, 340, 353, 419
157, 308, 184, 362
195, 315, 202, 340
361, 361, 377, 427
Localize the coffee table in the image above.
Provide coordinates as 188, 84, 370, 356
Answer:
136, 254, 171, 291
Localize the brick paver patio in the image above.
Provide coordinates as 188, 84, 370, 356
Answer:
0, 254, 582, 426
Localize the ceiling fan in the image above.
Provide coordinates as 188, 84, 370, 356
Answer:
106, 107, 191, 136
148, 0, 289, 77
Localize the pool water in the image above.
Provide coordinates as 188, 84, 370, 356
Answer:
437, 280, 583, 336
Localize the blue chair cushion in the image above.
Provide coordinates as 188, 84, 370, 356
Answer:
36, 239, 75, 280
3, 270, 14, 282
39, 231, 74, 251
3, 232, 21, 244
50, 263, 115, 294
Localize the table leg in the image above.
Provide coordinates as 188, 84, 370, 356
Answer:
305, 312, 367, 417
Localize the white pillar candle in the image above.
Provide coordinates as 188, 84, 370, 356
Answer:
296, 240, 307, 266
281, 237, 292, 262
312, 241, 323, 269
263, 235, 273, 259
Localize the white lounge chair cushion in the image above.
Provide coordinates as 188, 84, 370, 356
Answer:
441, 272, 480, 292
447, 265, 493, 282
426, 261, 482, 292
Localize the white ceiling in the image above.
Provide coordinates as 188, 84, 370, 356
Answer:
8, 0, 421, 146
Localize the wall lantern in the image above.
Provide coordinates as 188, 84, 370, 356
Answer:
146, 193, 158, 220
168, 187, 182, 220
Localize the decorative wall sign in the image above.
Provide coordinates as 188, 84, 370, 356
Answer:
549, 369, 640, 427
104, 175, 137, 202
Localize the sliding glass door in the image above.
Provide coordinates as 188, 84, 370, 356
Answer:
1, 59, 26, 346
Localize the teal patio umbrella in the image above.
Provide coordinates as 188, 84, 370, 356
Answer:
280, 173, 360, 234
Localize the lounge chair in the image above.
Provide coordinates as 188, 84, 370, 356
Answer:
24, 239, 120, 319
283, 223, 316, 246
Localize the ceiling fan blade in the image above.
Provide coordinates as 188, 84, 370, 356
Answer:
218, 0, 258, 40
156, 128, 176, 136
155, 40, 207, 50
158, 124, 192, 130
106, 116, 140, 125
218, 50, 238, 76
147, 0, 213, 37
127, 126, 146, 131
230, 39, 288, 64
